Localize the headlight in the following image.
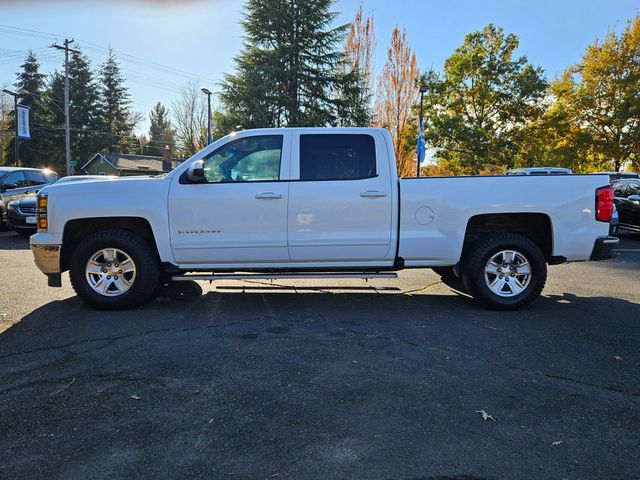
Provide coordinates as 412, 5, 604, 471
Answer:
7, 200, 18, 211
36, 193, 48, 232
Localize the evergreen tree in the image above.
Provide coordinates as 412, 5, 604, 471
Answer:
98, 48, 137, 153
42, 72, 67, 173
5, 51, 48, 167
219, 0, 351, 130
66, 49, 101, 166
147, 102, 175, 156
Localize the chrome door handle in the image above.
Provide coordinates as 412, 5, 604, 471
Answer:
255, 192, 284, 200
360, 190, 387, 198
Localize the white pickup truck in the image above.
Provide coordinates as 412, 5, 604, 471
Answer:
30, 128, 618, 310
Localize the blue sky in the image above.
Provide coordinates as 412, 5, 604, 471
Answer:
1, 0, 638, 135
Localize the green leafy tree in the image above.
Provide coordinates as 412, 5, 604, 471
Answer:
219, 0, 352, 131
547, 16, 640, 172
516, 72, 592, 172
422, 24, 547, 174
147, 102, 175, 156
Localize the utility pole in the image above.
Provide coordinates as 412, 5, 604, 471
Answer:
51, 39, 80, 176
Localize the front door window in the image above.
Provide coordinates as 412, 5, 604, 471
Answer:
203, 136, 283, 183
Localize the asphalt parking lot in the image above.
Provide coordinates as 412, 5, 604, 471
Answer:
0, 232, 639, 480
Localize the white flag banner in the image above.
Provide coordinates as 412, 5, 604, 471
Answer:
17, 104, 30, 140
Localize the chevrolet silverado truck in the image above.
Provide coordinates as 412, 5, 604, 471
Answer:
30, 128, 618, 310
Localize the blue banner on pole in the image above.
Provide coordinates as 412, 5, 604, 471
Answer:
416, 117, 426, 163
17, 104, 30, 140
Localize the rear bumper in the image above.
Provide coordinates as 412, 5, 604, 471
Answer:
590, 236, 619, 261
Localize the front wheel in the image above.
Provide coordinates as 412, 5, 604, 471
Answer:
461, 233, 547, 310
69, 229, 160, 310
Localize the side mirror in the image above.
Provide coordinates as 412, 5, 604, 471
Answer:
187, 160, 205, 183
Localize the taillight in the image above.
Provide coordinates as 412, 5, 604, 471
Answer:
595, 186, 614, 222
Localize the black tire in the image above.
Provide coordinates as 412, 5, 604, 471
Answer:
17, 229, 36, 236
69, 229, 160, 310
461, 232, 547, 310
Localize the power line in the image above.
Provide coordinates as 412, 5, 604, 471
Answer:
30, 121, 187, 152
0, 23, 217, 85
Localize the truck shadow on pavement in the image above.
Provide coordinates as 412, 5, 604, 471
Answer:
0, 231, 31, 250
2, 282, 639, 357
1, 283, 639, 479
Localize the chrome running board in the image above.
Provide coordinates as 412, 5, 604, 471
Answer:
172, 272, 398, 282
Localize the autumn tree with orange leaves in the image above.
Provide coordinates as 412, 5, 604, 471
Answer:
375, 26, 419, 177
336, 1, 376, 126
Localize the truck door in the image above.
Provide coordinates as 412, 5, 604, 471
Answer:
287, 132, 394, 263
168, 133, 291, 265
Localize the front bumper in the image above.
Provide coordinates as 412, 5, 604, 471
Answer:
590, 236, 619, 261
32, 244, 61, 274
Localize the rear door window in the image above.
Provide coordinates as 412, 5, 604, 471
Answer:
300, 134, 376, 181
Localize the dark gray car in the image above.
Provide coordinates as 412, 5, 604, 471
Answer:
613, 179, 640, 232
0, 167, 58, 229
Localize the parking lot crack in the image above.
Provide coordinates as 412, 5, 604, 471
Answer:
475, 357, 640, 399
0, 316, 266, 360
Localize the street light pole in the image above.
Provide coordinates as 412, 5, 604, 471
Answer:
201, 88, 213, 145
417, 85, 427, 177
2, 89, 19, 167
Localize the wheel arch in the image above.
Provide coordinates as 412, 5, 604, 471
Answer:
61, 217, 159, 272
462, 213, 555, 263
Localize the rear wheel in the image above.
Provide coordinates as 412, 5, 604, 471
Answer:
69, 229, 160, 310
461, 232, 547, 310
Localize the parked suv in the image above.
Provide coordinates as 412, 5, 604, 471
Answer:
0, 167, 58, 229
